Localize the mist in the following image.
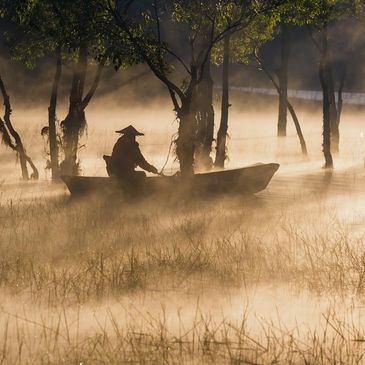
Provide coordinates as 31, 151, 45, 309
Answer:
2, 2, 365, 363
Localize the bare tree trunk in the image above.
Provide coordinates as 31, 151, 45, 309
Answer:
195, 59, 214, 171
176, 106, 196, 177
60, 47, 106, 176
287, 103, 307, 155
0, 76, 38, 180
255, 54, 307, 155
319, 24, 333, 169
205, 101, 214, 164
286, 103, 308, 155
60, 46, 88, 176
327, 61, 339, 153
336, 66, 346, 129
215, 34, 230, 169
277, 23, 291, 137
48, 47, 62, 180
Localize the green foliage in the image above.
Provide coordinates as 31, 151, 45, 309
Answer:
1, 0, 139, 70
209, 0, 284, 66
108, 0, 282, 108
210, 0, 357, 67
212, 13, 278, 65
283, 0, 356, 26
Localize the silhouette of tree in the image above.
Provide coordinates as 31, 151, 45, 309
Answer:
107, 0, 280, 175
4, 0, 137, 176
0, 76, 39, 180
211, 7, 278, 168
293, 0, 355, 167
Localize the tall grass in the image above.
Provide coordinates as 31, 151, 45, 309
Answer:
1, 192, 365, 305
2, 158, 365, 363
0, 303, 364, 364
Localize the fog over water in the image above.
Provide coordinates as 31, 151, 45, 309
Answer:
2, 2, 365, 360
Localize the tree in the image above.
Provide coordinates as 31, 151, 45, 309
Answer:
0, 1, 39, 180
215, 33, 231, 169
273, 2, 305, 138
6, 0, 123, 176
302, 0, 354, 166
48, 47, 62, 179
2, 0, 62, 178
276, 22, 291, 137
194, 57, 215, 172
211, 4, 279, 169
0, 76, 39, 180
254, 52, 308, 155
107, 0, 276, 176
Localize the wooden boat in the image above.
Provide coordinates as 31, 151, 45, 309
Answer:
61, 163, 280, 197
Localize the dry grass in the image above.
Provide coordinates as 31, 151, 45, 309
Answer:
0, 301, 365, 364
1, 193, 365, 304
1, 187, 365, 363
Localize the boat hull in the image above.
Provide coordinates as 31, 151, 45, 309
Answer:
61, 163, 280, 197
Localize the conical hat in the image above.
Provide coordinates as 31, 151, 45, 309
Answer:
115, 125, 144, 136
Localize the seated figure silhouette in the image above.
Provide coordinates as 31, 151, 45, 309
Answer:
104, 125, 158, 185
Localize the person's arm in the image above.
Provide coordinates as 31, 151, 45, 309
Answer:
135, 145, 158, 174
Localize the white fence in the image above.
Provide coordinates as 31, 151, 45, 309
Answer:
228, 86, 365, 106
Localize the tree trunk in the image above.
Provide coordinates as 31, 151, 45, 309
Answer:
327, 60, 339, 153
287, 103, 308, 155
48, 47, 62, 180
215, 34, 230, 169
195, 59, 214, 172
277, 23, 291, 137
319, 24, 333, 169
205, 102, 214, 164
18, 149, 29, 180
176, 106, 196, 177
60, 46, 88, 176
0, 117, 30, 179
255, 54, 307, 155
0, 76, 38, 180
336, 66, 346, 132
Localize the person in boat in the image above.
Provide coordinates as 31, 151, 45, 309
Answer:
104, 125, 159, 181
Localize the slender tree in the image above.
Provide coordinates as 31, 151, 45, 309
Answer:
302, 0, 354, 165
215, 33, 231, 169
274, 1, 305, 138
0, 76, 39, 180
0, 1, 40, 180
211, 6, 279, 169
319, 22, 333, 167
194, 57, 215, 171
277, 22, 291, 137
47, 47, 62, 179
254, 52, 308, 155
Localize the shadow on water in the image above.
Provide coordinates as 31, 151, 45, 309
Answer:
66, 186, 263, 214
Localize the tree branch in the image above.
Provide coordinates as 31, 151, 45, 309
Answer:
81, 55, 107, 110
0, 118, 16, 150
254, 52, 308, 155
306, 25, 322, 51
0, 76, 39, 178
161, 45, 191, 75
108, 0, 185, 109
